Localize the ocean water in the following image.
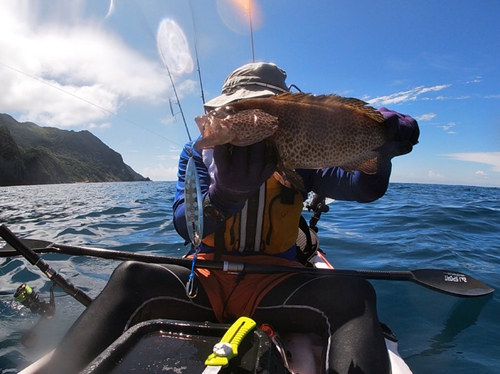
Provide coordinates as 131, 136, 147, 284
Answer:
0, 181, 499, 373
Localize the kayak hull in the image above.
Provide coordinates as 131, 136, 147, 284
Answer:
18, 252, 413, 374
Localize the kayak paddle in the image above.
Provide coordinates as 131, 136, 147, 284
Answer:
0, 232, 494, 298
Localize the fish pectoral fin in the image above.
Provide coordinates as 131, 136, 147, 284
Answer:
274, 169, 305, 191
232, 110, 279, 147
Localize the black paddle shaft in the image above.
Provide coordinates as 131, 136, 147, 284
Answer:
0, 225, 92, 307
0, 228, 494, 298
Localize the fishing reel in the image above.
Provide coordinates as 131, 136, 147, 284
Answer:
14, 283, 56, 318
306, 193, 329, 232
14, 283, 56, 347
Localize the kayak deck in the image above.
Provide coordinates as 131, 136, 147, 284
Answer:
83, 319, 286, 374
18, 252, 413, 374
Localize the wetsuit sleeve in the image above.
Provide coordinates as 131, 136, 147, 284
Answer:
297, 161, 392, 203
173, 143, 225, 242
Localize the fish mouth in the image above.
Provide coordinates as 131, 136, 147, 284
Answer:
193, 131, 231, 149
194, 115, 205, 134
193, 137, 212, 149
193, 115, 218, 149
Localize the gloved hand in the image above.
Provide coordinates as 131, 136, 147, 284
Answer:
377, 107, 420, 158
378, 107, 420, 144
209, 141, 277, 213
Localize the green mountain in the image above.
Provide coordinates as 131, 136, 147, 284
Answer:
0, 114, 150, 186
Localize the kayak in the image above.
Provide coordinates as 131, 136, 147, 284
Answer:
1, 224, 492, 374
15, 250, 413, 374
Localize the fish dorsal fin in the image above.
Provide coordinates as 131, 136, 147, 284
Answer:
271, 92, 384, 123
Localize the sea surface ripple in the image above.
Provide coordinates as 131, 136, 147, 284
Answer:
1, 182, 499, 373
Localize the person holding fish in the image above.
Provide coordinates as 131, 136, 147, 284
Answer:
172, 62, 420, 373
44, 62, 418, 374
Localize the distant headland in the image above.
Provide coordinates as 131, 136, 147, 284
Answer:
0, 113, 150, 186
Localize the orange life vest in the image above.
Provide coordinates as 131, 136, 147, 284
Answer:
201, 176, 303, 255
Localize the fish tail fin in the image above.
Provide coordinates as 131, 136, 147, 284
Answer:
342, 141, 414, 174
374, 140, 413, 158
341, 152, 387, 175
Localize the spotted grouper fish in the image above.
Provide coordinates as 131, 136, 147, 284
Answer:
194, 92, 412, 189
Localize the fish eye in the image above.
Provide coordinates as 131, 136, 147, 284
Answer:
224, 106, 236, 114
213, 106, 235, 119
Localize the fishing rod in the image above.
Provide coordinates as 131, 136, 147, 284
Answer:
0, 231, 494, 298
248, 0, 255, 62
160, 53, 192, 141
0, 225, 92, 307
0, 225, 92, 347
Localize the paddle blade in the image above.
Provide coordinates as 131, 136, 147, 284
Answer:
411, 269, 494, 297
0, 239, 54, 257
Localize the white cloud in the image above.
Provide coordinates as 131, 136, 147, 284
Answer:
475, 170, 488, 177
87, 122, 112, 130
466, 76, 482, 83
367, 85, 451, 106
142, 164, 178, 181
441, 122, 456, 133
0, 2, 193, 128
444, 152, 500, 172
428, 170, 446, 181
416, 113, 436, 121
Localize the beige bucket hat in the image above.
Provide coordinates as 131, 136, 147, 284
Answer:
204, 62, 289, 109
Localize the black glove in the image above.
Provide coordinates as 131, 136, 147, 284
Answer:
377, 107, 420, 158
209, 142, 277, 213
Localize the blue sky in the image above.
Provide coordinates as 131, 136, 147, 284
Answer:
1, 0, 499, 187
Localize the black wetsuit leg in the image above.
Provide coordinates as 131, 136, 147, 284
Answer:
252, 274, 391, 374
45, 261, 216, 374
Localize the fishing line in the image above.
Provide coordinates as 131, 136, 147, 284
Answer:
248, 1, 255, 62
131, 3, 206, 294
188, 0, 206, 106
0, 60, 183, 148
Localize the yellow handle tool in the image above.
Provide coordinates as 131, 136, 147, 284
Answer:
202, 317, 256, 374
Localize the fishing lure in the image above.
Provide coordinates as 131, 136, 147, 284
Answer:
184, 153, 204, 298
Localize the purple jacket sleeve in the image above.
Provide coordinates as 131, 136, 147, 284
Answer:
297, 161, 392, 203
174, 142, 392, 246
